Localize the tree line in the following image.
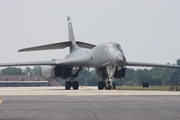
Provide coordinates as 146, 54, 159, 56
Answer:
1, 59, 180, 86
0, 66, 42, 76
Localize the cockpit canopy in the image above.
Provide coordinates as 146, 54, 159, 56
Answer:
105, 43, 124, 53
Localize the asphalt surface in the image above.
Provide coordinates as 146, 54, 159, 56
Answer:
0, 87, 180, 120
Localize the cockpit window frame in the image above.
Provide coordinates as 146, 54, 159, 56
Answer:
115, 44, 124, 54
105, 43, 124, 54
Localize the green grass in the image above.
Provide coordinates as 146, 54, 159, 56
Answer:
115, 86, 170, 91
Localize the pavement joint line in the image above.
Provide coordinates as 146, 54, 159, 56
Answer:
0, 100, 3, 104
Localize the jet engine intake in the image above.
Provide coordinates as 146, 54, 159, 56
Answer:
95, 67, 126, 79
113, 67, 126, 79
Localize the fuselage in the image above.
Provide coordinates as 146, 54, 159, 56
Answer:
63, 42, 126, 67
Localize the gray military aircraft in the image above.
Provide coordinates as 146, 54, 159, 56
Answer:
1, 16, 180, 90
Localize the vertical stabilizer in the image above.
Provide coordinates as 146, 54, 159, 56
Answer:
67, 16, 75, 41
67, 16, 78, 53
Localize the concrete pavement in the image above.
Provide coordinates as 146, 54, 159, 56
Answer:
0, 87, 180, 120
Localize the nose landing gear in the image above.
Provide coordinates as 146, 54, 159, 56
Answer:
98, 66, 117, 90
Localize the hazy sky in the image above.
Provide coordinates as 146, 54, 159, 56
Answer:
0, 0, 180, 67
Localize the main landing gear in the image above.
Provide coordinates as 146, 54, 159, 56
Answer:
65, 67, 83, 90
65, 81, 79, 90
98, 66, 116, 90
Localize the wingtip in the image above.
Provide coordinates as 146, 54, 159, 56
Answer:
67, 16, 71, 21
18, 49, 23, 52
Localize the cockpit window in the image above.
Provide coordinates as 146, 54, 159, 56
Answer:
116, 44, 121, 50
105, 44, 117, 51
116, 44, 124, 54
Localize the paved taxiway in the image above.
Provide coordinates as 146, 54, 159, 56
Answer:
0, 87, 180, 120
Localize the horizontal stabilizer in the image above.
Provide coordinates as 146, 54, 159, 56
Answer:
18, 41, 72, 52
18, 41, 96, 52
76, 41, 96, 49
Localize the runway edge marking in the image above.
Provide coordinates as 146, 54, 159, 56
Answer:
0, 100, 3, 104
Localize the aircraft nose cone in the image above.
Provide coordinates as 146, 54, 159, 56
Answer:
115, 55, 125, 66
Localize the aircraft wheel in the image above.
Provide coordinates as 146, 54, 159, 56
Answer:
65, 81, 71, 90
113, 82, 116, 89
72, 81, 79, 90
98, 81, 104, 90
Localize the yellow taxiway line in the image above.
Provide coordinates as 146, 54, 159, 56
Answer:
0, 100, 3, 104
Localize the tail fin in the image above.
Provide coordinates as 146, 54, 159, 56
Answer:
67, 16, 75, 41
67, 16, 78, 52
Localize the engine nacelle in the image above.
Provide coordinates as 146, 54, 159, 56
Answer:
113, 67, 126, 79
95, 67, 126, 79
42, 66, 55, 78
42, 66, 72, 79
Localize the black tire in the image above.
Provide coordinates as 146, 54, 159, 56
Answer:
113, 83, 116, 89
98, 81, 104, 90
176, 86, 179, 91
65, 81, 71, 90
98, 82, 101, 90
72, 81, 79, 90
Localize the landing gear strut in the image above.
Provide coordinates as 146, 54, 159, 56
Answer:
97, 66, 117, 90
65, 67, 83, 90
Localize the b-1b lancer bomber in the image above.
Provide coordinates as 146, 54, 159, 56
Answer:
1, 16, 180, 90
